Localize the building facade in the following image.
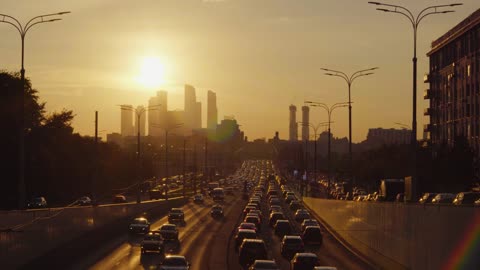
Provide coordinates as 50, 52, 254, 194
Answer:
425, 9, 480, 153
207, 90, 218, 131
289, 105, 298, 141
366, 128, 410, 146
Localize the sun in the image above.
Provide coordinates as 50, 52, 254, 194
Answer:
136, 57, 167, 89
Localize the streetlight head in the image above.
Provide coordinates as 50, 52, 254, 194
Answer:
47, 18, 61, 22
304, 101, 313, 104
320, 68, 331, 71
368, 1, 382, 5
325, 73, 335, 76
442, 10, 455, 14
377, 8, 391, 12
57, 11, 71, 15
450, 3, 463, 6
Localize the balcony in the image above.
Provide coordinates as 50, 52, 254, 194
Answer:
424, 73, 430, 83
424, 108, 433, 116
424, 89, 432, 99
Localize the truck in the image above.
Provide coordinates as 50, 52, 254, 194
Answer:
379, 179, 405, 201
211, 187, 225, 202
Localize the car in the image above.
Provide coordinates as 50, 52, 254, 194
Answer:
249, 210, 263, 222
211, 205, 224, 218
193, 194, 204, 204
141, 231, 164, 254
295, 209, 311, 223
314, 267, 338, 270
244, 216, 261, 232
238, 222, 258, 232
269, 198, 281, 206
113, 194, 127, 203
285, 194, 296, 204
158, 223, 179, 241
274, 220, 292, 237
281, 235, 304, 259
289, 201, 302, 211
76, 196, 92, 206
158, 255, 190, 270
301, 219, 320, 232
431, 193, 456, 204
419, 193, 438, 204
243, 206, 257, 217
235, 229, 257, 251
452, 192, 480, 205
168, 208, 185, 224
149, 189, 163, 200
248, 259, 280, 270
269, 205, 282, 213
302, 226, 323, 246
290, 253, 320, 270
476, 198, 480, 206
129, 217, 150, 234
269, 212, 285, 227
27, 197, 47, 208
239, 239, 268, 267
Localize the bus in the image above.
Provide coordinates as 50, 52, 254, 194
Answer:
211, 188, 225, 202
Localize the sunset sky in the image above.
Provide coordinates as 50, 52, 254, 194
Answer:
1, 0, 478, 142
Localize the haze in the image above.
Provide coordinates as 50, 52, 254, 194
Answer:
1, 0, 477, 142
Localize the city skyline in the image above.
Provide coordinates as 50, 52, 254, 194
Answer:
1, 0, 479, 142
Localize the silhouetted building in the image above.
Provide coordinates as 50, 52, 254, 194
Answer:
107, 132, 122, 146
148, 90, 167, 136
425, 8, 480, 153
166, 110, 187, 135
184, 84, 202, 133
289, 105, 298, 141
217, 117, 242, 143
366, 128, 410, 145
302, 106, 310, 141
120, 104, 134, 136
207, 90, 218, 131
135, 105, 146, 136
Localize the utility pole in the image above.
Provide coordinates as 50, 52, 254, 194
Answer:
93, 111, 98, 205
203, 137, 208, 193
193, 143, 197, 195
183, 137, 186, 198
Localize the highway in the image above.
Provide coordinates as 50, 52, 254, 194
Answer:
70, 185, 373, 269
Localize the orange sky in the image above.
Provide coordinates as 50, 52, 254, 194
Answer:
1, 0, 478, 142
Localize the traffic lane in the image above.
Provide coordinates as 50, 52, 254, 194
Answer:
85, 198, 213, 270
181, 194, 245, 270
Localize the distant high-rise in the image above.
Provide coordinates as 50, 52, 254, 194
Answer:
289, 105, 298, 141
302, 106, 310, 141
135, 105, 146, 136
147, 90, 167, 136
184, 84, 202, 132
120, 105, 134, 137
207, 90, 218, 131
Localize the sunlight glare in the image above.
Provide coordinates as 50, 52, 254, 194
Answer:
136, 57, 167, 89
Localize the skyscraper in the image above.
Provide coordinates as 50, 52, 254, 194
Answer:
207, 90, 218, 131
147, 90, 167, 136
120, 104, 134, 137
302, 106, 310, 141
289, 105, 298, 141
184, 84, 202, 132
135, 105, 146, 136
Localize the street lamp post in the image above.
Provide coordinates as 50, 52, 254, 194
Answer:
320, 67, 378, 184
1, 11, 70, 209
183, 137, 186, 198
121, 105, 159, 203
298, 121, 329, 196
368, 1, 462, 192
305, 101, 349, 196
151, 123, 183, 201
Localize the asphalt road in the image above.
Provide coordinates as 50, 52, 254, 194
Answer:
72, 187, 374, 270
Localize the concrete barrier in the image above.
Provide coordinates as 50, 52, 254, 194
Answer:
0, 198, 186, 269
303, 198, 480, 270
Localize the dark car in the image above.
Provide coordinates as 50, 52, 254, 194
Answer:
289, 201, 302, 211
234, 229, 257, 251
113, 194, 127, 203
294, 209, 311, 223
239, 239, 268, 267
129, 217, 150, 234
158, 255, 190, 270
302, 226, 323, 246
453, 192, 480, 205
248, 260, 280, 270
141, 231, 164, 254
274, 220, 292, 237
291, 253, 320, 270
193, 194, 204, 204
244, 215, 261, 232
211, 205, 224, 218
269, 212, 285, 227
168, 208, 185, 224
27, 197, 47, 208
281, 235, 304, 259
419, 193, 437, 204
76, 196, 92, 206
158, 223, 179, 241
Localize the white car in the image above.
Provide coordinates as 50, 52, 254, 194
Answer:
159, 255, 190, 270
